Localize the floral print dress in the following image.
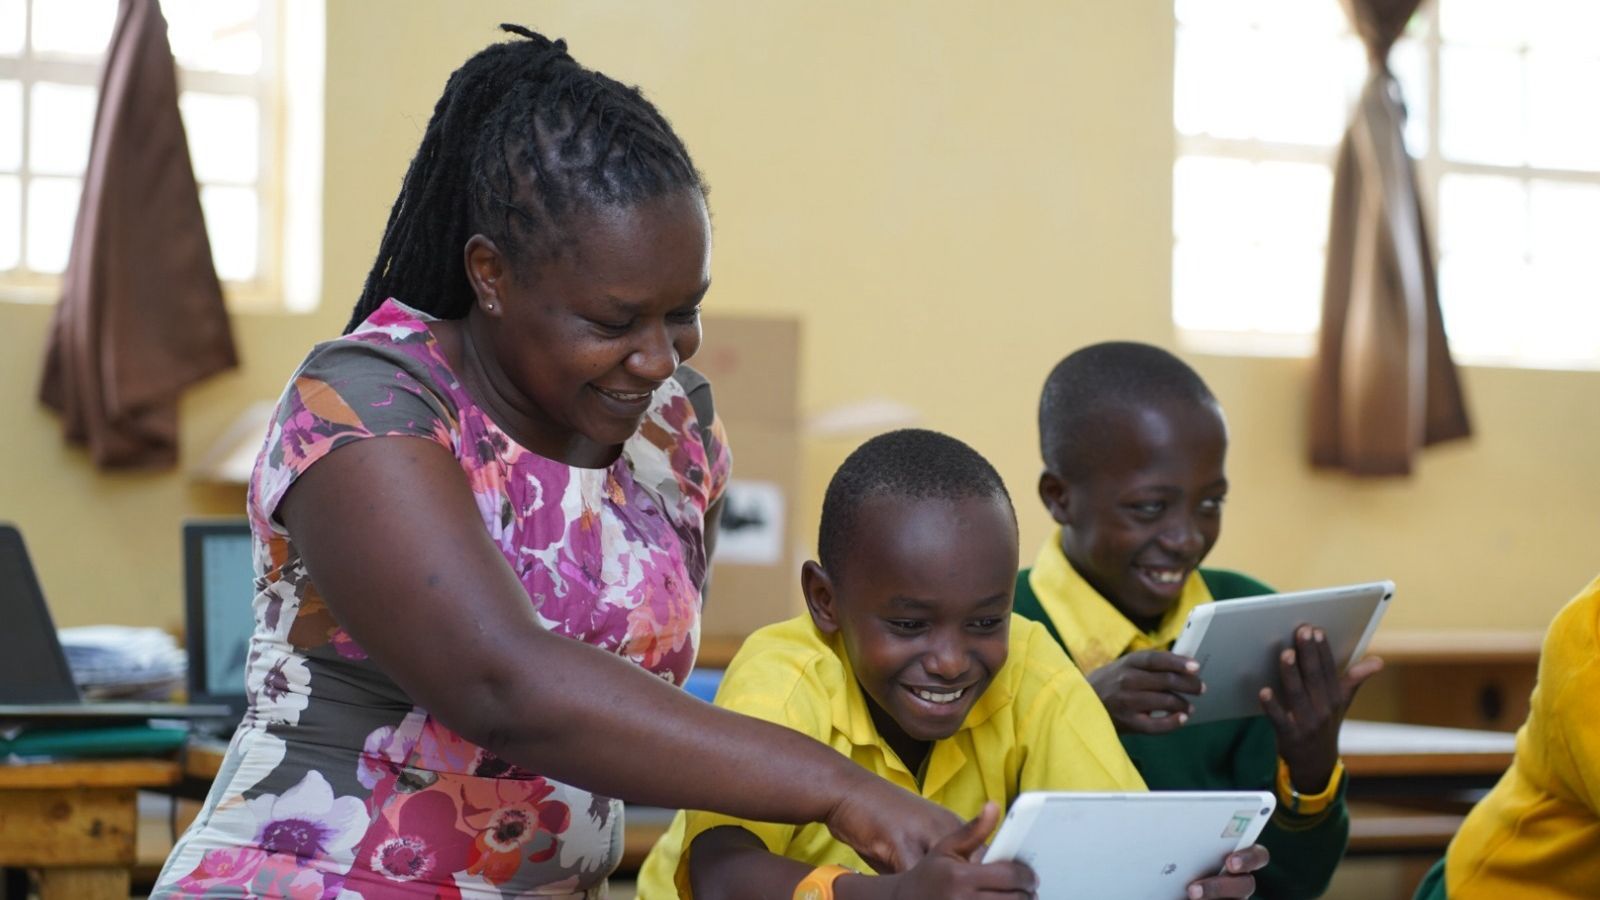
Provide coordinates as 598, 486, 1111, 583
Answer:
153, 300, 730, 899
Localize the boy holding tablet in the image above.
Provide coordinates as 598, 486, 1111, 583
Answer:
1014, 342, 1383, 898
636, 429, 1268, 899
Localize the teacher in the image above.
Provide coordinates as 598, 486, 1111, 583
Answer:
155, 26, 957, 899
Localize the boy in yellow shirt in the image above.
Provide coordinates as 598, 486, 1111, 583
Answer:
636, 429, 1268, 899
1413, 572, 1600, 899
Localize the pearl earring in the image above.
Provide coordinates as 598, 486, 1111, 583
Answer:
486, 303, 495, 311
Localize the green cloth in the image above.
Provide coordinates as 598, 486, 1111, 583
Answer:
0, 723, 190, 758
1412, 858, 1447, 900
1014, 565, 1349, 899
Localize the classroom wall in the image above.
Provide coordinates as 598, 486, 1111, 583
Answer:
2, 0, 1596, 634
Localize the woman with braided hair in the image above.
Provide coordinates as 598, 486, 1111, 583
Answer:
153, 26, 960, 898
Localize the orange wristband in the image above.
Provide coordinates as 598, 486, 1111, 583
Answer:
793, 864, 853, 900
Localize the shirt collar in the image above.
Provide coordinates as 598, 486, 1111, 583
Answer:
824, 628, 1013, 788
1027, 529, 1212, 675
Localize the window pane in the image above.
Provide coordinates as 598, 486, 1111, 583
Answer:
1526, 52, 1600, 172
1175, 240, 1259, 332
32, 0, 116, 57
0, 80, 20, 170
1173, 155, 1255, 241
1175, 240, 1322, 335
1175, 26, 1259, 140
1440, 0, 1529, 49
0, 0, 23, 56
1246, 245, 1324, 333
200, 184, 257, 281
1438, 253, 1532, 359
1440, 46, 1526, 165
0, 175, 19, 270
1438, 173, 1527, 258
1527, 259, 1600, 363
164, 0, 262, 75
179, 92, 259, 183
30, 82, 98, 176
1390, 38, 1430, 156
1252, 161, 1332, 247
26, 176, 81, 273
1526, 0, 1600, 52
1530, 181, 1600, 265
1252, 0, 1348, 37
1175, 0, 1256, 29
1255, 32, 1357, 145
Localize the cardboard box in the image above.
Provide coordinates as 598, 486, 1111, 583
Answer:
692, 315, 802, 651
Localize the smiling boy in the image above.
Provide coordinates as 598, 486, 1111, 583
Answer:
1013, 342, 1383, 899
635, 428, 1269, 900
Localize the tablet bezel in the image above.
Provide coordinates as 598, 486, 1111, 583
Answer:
984, 790, 1276, 899
1169, 580, 1394, 725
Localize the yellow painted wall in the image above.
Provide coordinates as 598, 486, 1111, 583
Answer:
2, 1, 1595, 634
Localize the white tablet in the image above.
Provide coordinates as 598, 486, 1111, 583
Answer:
1169, 580, 1394, 725
983, 791, 1275, 900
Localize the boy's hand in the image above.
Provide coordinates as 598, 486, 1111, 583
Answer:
1186, 843, 1269, 899
824, 769, 963, 873
859, 802, 1036, 899
1259, 625, 1385, 792
1088, 649, 1205, 734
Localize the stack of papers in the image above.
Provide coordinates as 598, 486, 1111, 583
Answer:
58, 626, 186, 700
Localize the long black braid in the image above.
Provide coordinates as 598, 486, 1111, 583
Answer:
345, 24, 704, 334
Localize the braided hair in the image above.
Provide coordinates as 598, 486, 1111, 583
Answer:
345, 24, 704, 333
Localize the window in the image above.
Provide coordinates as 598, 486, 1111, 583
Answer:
1173, 0, 1600, 369
0, 0, 322, 311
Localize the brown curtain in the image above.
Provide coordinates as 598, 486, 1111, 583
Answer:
38, 0, 237, 470
1310, 0, 1469, 476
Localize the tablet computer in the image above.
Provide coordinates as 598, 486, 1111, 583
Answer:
984, 791, 1275, 900
1169, 580, 1394, 725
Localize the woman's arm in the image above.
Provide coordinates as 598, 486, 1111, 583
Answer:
277, 435, 956, 871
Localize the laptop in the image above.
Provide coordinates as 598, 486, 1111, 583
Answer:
182, 519, 255, 726
0, 523, 231, 722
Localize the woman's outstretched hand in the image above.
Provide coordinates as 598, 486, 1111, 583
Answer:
823, 768, 964, 873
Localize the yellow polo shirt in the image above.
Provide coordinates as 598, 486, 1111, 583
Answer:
1026, 531, 1213, 676
1444, 573, 1600, 897
633, 614, 1145, 899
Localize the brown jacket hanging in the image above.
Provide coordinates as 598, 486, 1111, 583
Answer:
1310, 0, 1470, 476
38, 0, 238, 470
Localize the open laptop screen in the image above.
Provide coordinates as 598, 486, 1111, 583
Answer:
183, 521, 255, 715
0, 524, 81, 704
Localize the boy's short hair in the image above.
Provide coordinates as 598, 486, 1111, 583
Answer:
818, 429, 1015, 578
1038, 342, 1218, 478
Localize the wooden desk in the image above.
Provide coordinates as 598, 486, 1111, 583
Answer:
1339, 719, 1516, 860
0, 758, 179, 899
1363, 631, 1542, 733
1341, 719, 1516, 783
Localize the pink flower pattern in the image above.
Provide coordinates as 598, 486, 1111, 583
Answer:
156, 300, 729, 897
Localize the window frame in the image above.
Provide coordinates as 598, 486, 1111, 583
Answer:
1172, 4, 1600, 371
0, 0, 312, 313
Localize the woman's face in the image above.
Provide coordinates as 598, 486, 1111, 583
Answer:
466, 189, 711, 460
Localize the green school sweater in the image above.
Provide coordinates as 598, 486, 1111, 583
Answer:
1014, 566, 1349, 900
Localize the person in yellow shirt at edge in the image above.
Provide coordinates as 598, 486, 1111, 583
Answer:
636, 428, 1270, 899
1010, 342, 1385, 898
1411, 572, 1600, 899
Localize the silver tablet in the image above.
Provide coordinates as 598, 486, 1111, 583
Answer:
1169, 580, 1394, 725
983, 791, 1275, 900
